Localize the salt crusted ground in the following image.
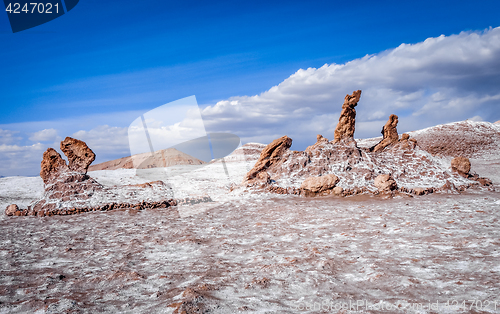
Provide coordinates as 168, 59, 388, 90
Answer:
1, 134, 499, 313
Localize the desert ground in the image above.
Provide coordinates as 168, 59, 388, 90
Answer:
0, 162, 499, 313
1, 121, 500, 313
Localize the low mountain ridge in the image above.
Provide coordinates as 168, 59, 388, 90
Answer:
408, 120, 500, 159
89, 148, 205, 171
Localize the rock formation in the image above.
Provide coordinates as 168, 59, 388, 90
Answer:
60, 137, 95, 173
451, 157, 471, 178
239, 92, 493, 198
244, 135, 292, 183
374, 174, 397, 192
317, 134, 328, 143
40, 148, 69, 184
32, 137, 103, 214
5, 204, 19, 216
300, 174, 339, 193
332, 186, 343, 195
305, 135, 329, 154
333, 90, 361, 144
372, 114, 400, 152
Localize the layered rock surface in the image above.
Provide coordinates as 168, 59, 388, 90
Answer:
372, 114, 400, 152
333, 90, 361, 144
409, 120, 500, 159
451, 157, 471, 177
244, 136, 292, 184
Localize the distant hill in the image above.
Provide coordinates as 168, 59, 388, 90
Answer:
408, 120, 500, 159
89, 148, 205, 171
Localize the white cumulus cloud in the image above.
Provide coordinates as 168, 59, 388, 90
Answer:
29, 128, 61, 142
201, 27, 500, 149
0, 143, 47, 177
72, 125, 130, 164
0, 129, 22, 145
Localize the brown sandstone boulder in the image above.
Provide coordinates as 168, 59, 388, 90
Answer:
374, 174, 397, 191
333, 90, 361, 144
316, 134, 328, 143
60, 137, 96, 174
413, 187, 426, 195
40, 148, 69, 184
300, 174, 339, 193
256, 171, 271, 184
372, 114, 399, 152
332, 186, 343, 196
305, 134, 329, 155
245, 136, 292, 182
5, 204, 19, 216
451, 157, 471, 177
474, 177, 492, 186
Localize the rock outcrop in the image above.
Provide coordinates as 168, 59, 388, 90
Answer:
333, 90, 361, 144
6, 199, 177, 217
32, 137, 103, 215
305, 135, 329, 154
5, 204, 19, 216
239, 92, 493, 198
374, 174, 398, 192
40, 148, 69, 184
300, 174, 339, 193
245, 136, 292, 183
408, 121, 500, 159
372, 114, 400, 152
451, 157, 471, 178
60, 137, 95, 173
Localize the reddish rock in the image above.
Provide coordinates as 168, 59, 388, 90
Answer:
333, 90, 361, 144
475, 177, 492, 186
372, 114, 399, 152
374, 174, 397, 191
305, 135, 329, 155
451, 157, 471, 177
255, 171, 271, 184
413, 188, 425, 195
60, 137, 95, 174
245, 136, 292, 183
300, 174, 339, 193
128, 180, 166, 188
332, 186, 343, 196
40, 148, 69, 184
316, 134, 328, 143
5, 204, 19, 216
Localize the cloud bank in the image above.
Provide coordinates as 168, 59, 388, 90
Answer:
1, 27, 500, 176
201, 27, 500, 148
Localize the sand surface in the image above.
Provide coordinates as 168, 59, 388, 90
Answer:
0, 145, 499, 313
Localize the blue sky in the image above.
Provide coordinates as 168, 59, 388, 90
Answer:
1, 0, 500, 176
